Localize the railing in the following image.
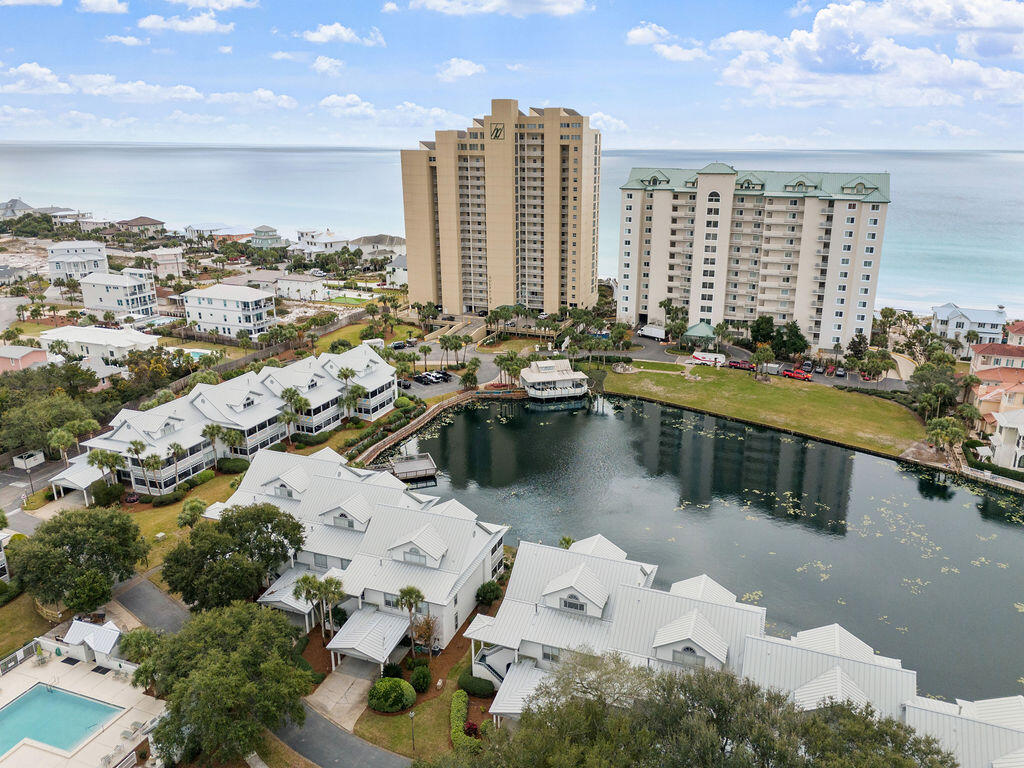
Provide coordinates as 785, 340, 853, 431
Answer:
0, 640, 40, 676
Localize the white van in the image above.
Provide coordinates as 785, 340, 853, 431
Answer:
691, 352, 726, 367
638, 324, 667, 341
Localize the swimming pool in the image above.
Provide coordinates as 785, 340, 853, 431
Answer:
0, 683, 123, 756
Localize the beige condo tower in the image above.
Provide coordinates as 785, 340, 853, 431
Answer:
401, 98, 601, 315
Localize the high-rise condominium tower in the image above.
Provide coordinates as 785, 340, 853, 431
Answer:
616, 164, 890, 352
401, 98, 601, 315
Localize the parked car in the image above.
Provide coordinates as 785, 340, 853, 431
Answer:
783, 369, 813, 381
860, 372, 872, 381
538, 312, 550, 320
124, 492, 139, 504
814, 364, 825, 374
425, 371, 444, 383
398, 379, 412, 390
390, 341, 407, 350
801, 361, 814, 373
825, 365, 836, 376
477, 310, 488, 317
728, 360, 755, 370
442, 315, 455, 322
437, 370, 453, 382
835, 367, 847, 378
414, 374, 431, 384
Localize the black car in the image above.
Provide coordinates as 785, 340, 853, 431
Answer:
801, 361, 814, 372
413, 374, 430, 384
437, 371, 453, 382
397, 379, 412, 389
835, 367, 847, 378
477, 310, 488, 317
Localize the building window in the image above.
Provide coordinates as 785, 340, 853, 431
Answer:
672, 646, 705, 668
404, 547, 427, 566
384, 592, 399, 608
313, 553, 328, 569
560, 594, 586, 612
542, 645, 560, 662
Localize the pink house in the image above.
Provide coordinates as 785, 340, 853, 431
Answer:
0, 345, 48, 373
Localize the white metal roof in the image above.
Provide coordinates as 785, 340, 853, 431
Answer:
183, 283, 274, 302
652, 610, 728, 663
39, 325, 157, 348
792, 665, 869, 711
568, 534, 626, 560
257, 566, 315, 614
520, 358, 588, 384
325, 606, 409, 664
904, 696, 1024, 768
82, 271, 149, 287
669, 574, 738, 605
489, 661, 549, 716
792, 624, 902, 668
542, 564, 610, 609
62, 619, 121, 655
389, 523, 448, 561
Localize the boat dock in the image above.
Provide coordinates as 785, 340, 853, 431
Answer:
368, 452, 438, 487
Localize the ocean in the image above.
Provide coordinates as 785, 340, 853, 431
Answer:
1, 143, 1021, 315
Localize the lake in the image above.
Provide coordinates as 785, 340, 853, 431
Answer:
392, 397, 1024, 701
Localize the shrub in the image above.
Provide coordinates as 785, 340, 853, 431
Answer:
410, 664, 431, 693
187, 469, 215, 488
88, 481, 124, 507
963, 450, 1024, 483
367, 677, 416, 713
475, 580, 502, 606
405, 655, 429, 670
216, 458, 250, 473
268, 442, 287, 452
464, 720, 479, 737
457, 670, 495, 698
450, 690, 480, 753
293, 432, 330, 446
394, 396, 413, 411
151, 486, 187, 507
382, 662, 404, 679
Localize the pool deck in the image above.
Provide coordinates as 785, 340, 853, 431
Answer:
0, 656, 164, 767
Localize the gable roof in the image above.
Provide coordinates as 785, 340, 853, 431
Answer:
568, 534, 626, 561
389, 523, 448, 560
973, 343, 1024, 358
669, 574, 737, 605
542, 564, 610, 608
652, 610, 728, 663
792, 623, 901, 667
792, 666, 869, 710
62, 619, 121, 655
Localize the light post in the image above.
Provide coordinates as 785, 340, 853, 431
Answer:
408, 710, 416, 751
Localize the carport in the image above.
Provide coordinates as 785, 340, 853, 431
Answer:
325, 606, 409, 674
49, 454, 104, 505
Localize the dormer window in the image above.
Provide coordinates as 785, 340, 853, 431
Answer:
307, 379, 318, 389
335, 513, 354, 529
673, 646, 705, 668
560, 593, 586, 612
242, 396, 255, 409
275, 483, 293, 499
404, 546, 427, 566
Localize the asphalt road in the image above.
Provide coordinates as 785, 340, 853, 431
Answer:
276, 705, 409, 768
0, 296, 22, 333
117, 579, 188, 633
0, 458, 72, 515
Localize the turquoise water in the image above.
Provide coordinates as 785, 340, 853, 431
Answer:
1, 144, 1021, 314
0, 683, 123, 756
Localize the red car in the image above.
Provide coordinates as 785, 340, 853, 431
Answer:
782, 369, 813, 381
728, 360, 756, 370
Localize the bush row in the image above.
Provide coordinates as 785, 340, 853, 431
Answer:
450, 690, 480, 753
832, 385, 917, 410
964, 449, 1024, 483
216, 458, 250, 474
457, 670, 495, 698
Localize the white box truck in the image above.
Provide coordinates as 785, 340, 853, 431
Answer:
638, 324, 667, 341
691, 352, 726, 367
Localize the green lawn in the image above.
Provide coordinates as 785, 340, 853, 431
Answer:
0, 593, 51, 658
7, 321, 51, 337
596, 365, 925, 456
313, 323, 421, 354
354, 652, 470, 760
481, 337, 545, 354
292, 426, 364, 456
157, 337, 249, 360
130, 471, 242, 571
328, 296, 368, 306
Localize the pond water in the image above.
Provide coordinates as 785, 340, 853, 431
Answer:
392, 397, 1024, 701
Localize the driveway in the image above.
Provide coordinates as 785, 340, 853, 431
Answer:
276, 704, 409, 768
116, 579, 188, 633
305, 656, 377, 732
0, 458, 73, 514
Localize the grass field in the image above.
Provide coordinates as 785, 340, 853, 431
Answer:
292, 426, 364, 456
313, 322, 421, 354
0, 593, 51, 658
595, 365, 925, 456
354, 652, 469, 759
481, 337, 546, 354
157, 337, 249, 360
328, 296, 368, 306
7, 321, 51, 337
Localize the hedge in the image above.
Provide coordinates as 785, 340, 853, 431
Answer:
964, 449, 1024, 483
151, 486, 188, 507
187, 469, 215, 488
293, 432, 331, 446
367, 677, 416, 713
217, 458, 250, 473
450, 690, 480, 753
457, 670, 495, 697
268, 442, 288, 452
410, 664, 431, 693
832, 385, 917, 409
88, 480, 124, 507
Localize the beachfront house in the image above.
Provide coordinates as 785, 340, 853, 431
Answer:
386, 253, 408, 288
930, 303, 1006, 352
970, 343, 1024, 374
82, 268, 157, 321
519, 359, 589, 400
116, 216, 164, 236
251, 225, 286, 249
275, 272, 326, 301
47, 241, 108, 281
182, 283, 276, 338
0, 265, 29, 285
52, 343, 398, 499
203, 448, 509, 670
296, 229, 350, 256
39, 325, 159, 361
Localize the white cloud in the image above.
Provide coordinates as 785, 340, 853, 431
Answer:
311, 55, 344, 76
409, 0, 584, 16
60, 110, 137, 128
437, 56, 484, 81
506, 62, 524, 71
652, 43, 709, 62
168, 109, 226, 124
712, 0, 1024, 108
626, 21, 671, 46
208, 88, 297, 108
914, 119, 980, 137
589, 111, 628, 132
301, 23, 385, 46
138, 11, 233, 34
788, 0, 813, 16
103, 34, 147, 45
0, 0, 60, 5
271, 50, 301, 61
218, 45, 232, 53
70, 73, 204, 101
164, 0, 257, 8
0, 105, 46, 125
79, 0, 127, 12
0, 62, 72, 94
381, 1, 399, 11
319, 93, 377, 117
379, 101, 468, 126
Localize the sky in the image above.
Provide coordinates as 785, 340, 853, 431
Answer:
0, 0, 1022, 149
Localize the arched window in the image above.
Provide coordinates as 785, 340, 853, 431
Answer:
855, 183, 865, 193
672, 645, 706, 668
275, 483, 293, 499
707, 191, 720, 202
561, 593, 586, 612
795, 182, 805, 191
404, 546, 427, 566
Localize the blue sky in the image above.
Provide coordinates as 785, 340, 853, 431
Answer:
1, 0, 1022, 148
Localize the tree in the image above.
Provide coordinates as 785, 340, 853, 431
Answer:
398, 585, 425, 657
6, 507, 148, 609
751, 342, 775, 381
419, 343, 432, 372
143, 454, 164, 494
412, 612, 438, 652
167, 442, 186, 485
220, 428, 244, 458
558, 535, 575, 548
118, 627, 161, 664
847, 330, 870, 359
66, 568, 113, 613
47, 427, 75, 467
143, 603, 310, 766
750, 315, 775, 345
177, 498, 207, 529
292, 572, 325, 637
87, 449, 125, 484
320, 576, 346, 637
201, 422, 224, 457
927, 416, 967, 451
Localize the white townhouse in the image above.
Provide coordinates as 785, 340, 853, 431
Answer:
469, 534, 1024, 766
203, 448, 509, 670
987, 410, 1024, 470
930, 303, 1006, 349
183, 284, 276, 337
519, 359, 589, 400
39, 325, 158, 360
52, 343, 397, 499
47, 241, 108, 281
295, 229, 350, 256
82, 268, 157, 320
275, 273, 326, 301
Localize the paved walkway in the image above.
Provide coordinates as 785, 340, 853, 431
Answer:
116, 579, 188, 633
276, 704, 409, 768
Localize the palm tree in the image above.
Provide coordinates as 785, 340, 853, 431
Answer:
281, 409, 300, 446
419, 344, 431, 373
398, 585, 425, 657
127, 439, 147, 488
87, 449, 124, 484
201, 423, 224, 458
293, 573, 324, 637
320, 576, 346, 638
337, 367, 356, 391
167, 442, 186, 485
143, 454, 164, 494
47, 427, 75, 467
221, 428, 245, 457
